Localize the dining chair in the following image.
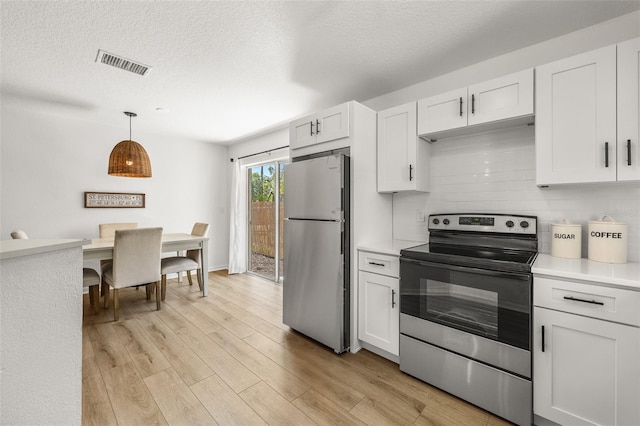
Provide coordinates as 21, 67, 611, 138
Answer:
10, 229, 29, 239
83, 268, 101, 314
160, 222, 209, 301
98, 223, 138, 297
102, 227, 163, 321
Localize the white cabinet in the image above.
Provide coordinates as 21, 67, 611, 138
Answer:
377, 102, 430, 193
536, 38, 640, 185
417, 68, 533, 140
358, 250, 400, 359
618, 38, 640, 182
289, 102, 350, 151
533, 277, 640, 426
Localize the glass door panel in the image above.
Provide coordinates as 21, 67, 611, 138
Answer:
248, 160, 287, 281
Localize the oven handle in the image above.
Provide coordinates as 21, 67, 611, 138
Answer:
400, 257, 531, 280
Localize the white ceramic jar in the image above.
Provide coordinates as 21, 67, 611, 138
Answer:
588, 216, 627, 263
551, 219, 582, 259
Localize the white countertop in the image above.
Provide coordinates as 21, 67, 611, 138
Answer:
0, 239, 89, 260
533, 253, 640, 291
357, 239, 425, 256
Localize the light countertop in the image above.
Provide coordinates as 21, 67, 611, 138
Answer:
0, 239, 89, 260
533, 253, 640, 291
357, 239, 425, 256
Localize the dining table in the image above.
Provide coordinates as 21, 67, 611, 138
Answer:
82, 233, 209, 297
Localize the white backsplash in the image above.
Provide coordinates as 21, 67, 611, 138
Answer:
392, 125, 640, 262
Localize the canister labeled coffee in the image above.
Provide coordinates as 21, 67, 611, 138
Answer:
551, 219, 582, 259
588, 216, 627, 263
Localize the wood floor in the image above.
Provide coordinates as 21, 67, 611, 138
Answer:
82, 270, 513, 426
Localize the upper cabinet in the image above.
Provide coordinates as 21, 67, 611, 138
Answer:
417, 68, 534, 140
290, 102, 350, 151
377, 102, 430, 193
535, 38, 640, 185
617, 38, 640, 182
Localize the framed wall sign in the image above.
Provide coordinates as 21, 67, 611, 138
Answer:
84, 192, 145, 208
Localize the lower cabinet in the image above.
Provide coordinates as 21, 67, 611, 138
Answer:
533, 277, 640, 426
358, 250, 400, 359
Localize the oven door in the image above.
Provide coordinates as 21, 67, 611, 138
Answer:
400, 258, 531, 351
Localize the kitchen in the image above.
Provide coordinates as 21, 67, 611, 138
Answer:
2, 2, 640, 425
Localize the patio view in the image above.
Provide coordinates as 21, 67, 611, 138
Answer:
248, 161, 286, 281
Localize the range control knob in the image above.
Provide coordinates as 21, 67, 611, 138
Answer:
520, 221, 530, 229
432, 218, 440, 225
506, 220, 515, 228
443, 219, 450, 225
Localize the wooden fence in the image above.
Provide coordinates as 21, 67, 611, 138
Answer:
250, 201, 284, 259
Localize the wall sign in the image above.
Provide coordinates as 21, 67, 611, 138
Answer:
84, 192, 145, 208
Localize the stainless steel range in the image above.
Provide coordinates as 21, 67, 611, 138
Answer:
399, 213, 538, 426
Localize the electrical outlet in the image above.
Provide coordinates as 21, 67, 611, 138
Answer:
416, 209, 425, 222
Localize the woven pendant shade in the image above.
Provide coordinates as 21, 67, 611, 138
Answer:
108, 140, 152, 177
108, 111, 152, 178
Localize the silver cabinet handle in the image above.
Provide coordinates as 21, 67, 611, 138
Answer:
310, 121, 315, 136
605, 142, 609, 167
391, 289, 396, 308
316, 119, 321, 134
628, 139, 632, 166
368, 261, 385, 267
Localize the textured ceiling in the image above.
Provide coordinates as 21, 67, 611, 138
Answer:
2, 1, 639, 144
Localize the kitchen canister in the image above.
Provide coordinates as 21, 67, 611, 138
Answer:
551, 219, 582, 259
588, 216, 628, 264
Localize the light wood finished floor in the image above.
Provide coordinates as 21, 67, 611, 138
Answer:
82, 270, 513, 425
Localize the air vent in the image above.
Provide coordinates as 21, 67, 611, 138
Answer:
96, 49, 152, 76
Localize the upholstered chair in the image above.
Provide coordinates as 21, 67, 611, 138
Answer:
98, 223, 138, 297
10, 229, 29, 239
83, 268, 101, 314
102, 227, 163, 321
160, 222, 209, 300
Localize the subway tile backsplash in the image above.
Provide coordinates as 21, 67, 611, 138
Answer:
392, 126, 640, 262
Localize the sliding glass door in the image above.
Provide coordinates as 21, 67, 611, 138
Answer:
247, 161, 286, 282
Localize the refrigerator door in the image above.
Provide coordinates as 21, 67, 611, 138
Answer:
284, 154, 344, 221
283, 219, 347, 353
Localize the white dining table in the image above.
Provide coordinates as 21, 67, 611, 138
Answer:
82, 233, 209, 297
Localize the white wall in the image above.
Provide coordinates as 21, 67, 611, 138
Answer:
0, 97, 230, 270
392, 127, 640, 262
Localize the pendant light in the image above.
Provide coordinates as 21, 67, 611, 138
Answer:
108, 112, 152, 177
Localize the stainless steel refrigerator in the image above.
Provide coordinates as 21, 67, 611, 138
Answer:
283, 152, 350, 354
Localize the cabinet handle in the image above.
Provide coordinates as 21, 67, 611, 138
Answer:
368, 261, 385, 267
563, 295, 604, 306
605, 142, 609, 167
471, 94, 475, 114
391, 289, 396, 308
316, 119, 321, 134
459, 97, 463, 117
628, 139, 632, 166
409, 164, 413, 181
310, 121, 315, 136
541, 325, 545, 352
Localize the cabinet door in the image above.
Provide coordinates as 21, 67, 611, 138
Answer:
467, 68, 533, 126
536, 45, 617, 185
377, 102, 418, 192
289, 115, 316, 150
316, 102, 349, 144
533, 307, 640, 426
617, 37, 640, 182
358, 271, 399, 356
417, 87, 467, 136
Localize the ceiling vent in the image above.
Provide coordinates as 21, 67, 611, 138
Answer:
96, 49, 152, 76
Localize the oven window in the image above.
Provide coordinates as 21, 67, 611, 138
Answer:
400, 259, 531, 350
425, 280, 498, 339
